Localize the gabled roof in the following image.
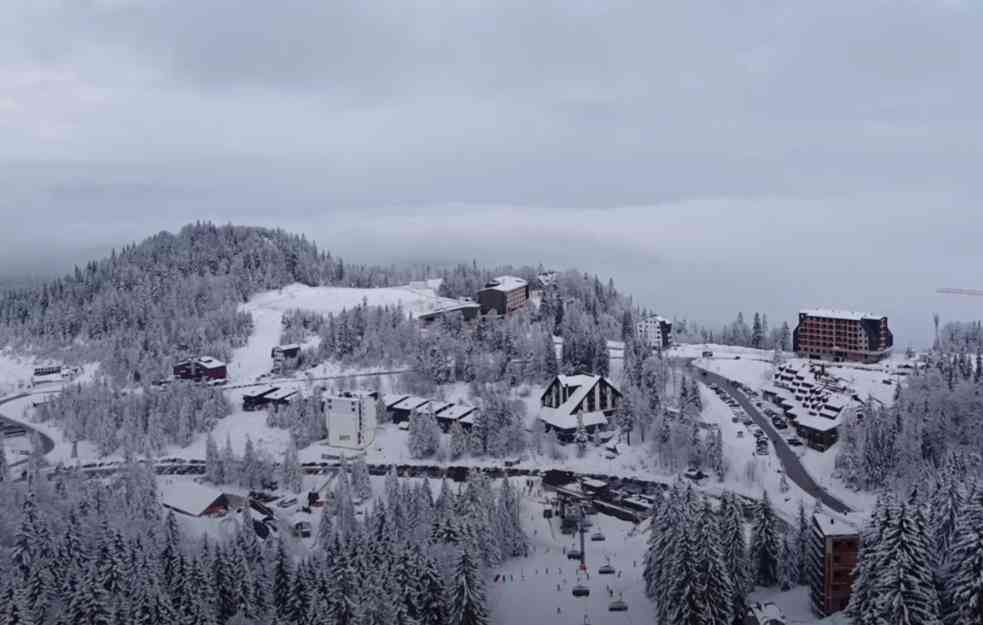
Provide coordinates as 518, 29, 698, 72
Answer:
158, 480, 226, 517
540, 409, 608, 431
196, 356, 225, 368
381, 393, 410, 409
392, 396, 430, 412
266, 388, 298, 401
438, 403, 476, 421
556, 374, 599, 388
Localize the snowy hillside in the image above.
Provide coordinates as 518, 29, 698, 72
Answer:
230, 283, 463, 383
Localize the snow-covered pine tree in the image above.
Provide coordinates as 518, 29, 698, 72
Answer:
449, 548, 489, 625
779, 531, 799, 590
943, 493, 983, 625
695, 498, 735, 625
873, 503, 941, 625
719, 492, 751, 617
450, 421, 468, 459
280, 435, 303, 494
350, 455, 372, 501
749, 490, 782, 588
0, 430, 8, 483
668, 517, 701, 625
204, 432, 222, 484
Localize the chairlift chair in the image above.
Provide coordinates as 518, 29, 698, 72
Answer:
598, 564, 616, 575
609, 599, 629, 612
572, 584, 590, 597
591, 531, 606, 541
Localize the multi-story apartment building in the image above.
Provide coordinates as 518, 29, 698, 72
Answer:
793, 309, 893, 363
810, 513, 860, 617
636, 314, 673, 350
478, 276, 529, 317
324, 392, 378, 449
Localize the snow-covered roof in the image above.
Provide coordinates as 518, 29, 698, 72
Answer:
275, 343, 300, 351
581, 478, 607, 489
244, 385, 279, 398
459, 412, 476, 425
158, 480, 226, 517
196, 356, 225, 369
420, 400, 454, 415
814, 511, 860, 537
265, 388, 298, 401
792, 412, 840, 433
481, 275, 528, 293
539, 408, 608, 431
436, 403, 475, 421
382, 393, 410, 409
557, 374, 599, 388
392, 396, 430, 411
800, 309, 885, 321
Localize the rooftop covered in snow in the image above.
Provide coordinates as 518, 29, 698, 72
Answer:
481, 275, 528, 292
800, 309, 886, 321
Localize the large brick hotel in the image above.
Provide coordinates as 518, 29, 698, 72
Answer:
793, 309, 893, 363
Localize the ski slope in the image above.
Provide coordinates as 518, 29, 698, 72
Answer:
230, 283, 464, 383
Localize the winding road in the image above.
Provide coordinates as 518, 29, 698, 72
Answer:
695, 365, 852, 514
1, 393, 55, 469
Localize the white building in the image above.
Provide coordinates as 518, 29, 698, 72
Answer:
325, 392, 378, 449
636, 315, 673, 349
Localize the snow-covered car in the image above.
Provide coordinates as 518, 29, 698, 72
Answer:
786, 437, 804, 447
276, 497, 298, 509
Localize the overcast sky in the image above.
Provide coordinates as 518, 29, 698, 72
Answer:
1, 1, 981, 347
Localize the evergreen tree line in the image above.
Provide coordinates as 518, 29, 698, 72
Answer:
670, 313, 792, 351
935, 320, 983, 355
33, 382, 230, 457
280, 300, 561, 390
0, 460, 528, 625
644, 486, 813, 625
846, 476, 983, 625
836, 364, 983, 492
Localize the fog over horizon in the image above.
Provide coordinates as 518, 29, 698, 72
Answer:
2, 1, 981, 349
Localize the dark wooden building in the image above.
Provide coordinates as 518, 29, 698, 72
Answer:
272, 344, 301, 360
243, 386, 281, 411
539, 374, 621, 441
173, 356, 228, 382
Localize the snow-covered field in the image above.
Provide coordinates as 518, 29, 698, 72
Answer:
230, 283, 463, 383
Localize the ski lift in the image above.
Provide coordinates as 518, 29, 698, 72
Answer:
598, 564, 615, 575
591, 531, 606, 542
609, 599, 629, 612
572, 584, 591, 598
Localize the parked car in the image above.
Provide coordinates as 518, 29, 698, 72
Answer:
786, 437, 804, 447
277, 497, 298, 509
742, 417, 754, 426
771, 418, 788, 430
731, 416, 739, 423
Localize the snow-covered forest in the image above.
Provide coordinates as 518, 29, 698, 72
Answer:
836, 352, 983, 491
846, 476, 983, 625
34, 382, 230, 457
0, 460, 527, 625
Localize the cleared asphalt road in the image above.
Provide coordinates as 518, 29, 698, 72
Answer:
696, 366, 853, 514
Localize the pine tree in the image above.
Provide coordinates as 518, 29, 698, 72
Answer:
449, 548, 488, 625
848, 501, 890, 625
796, 499, 810, 585
943, 496, 983, 625
668, 520, 701, 625
316, 502, 335, 551
0, 431, 9, 483
281, 435, 303, 493
449, 421, 468, 459
695, 498, 735, 625
719, 492, 750, 617
350, 456, 372, 501
874, 503, 941, 625
749, 491, 782, 588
